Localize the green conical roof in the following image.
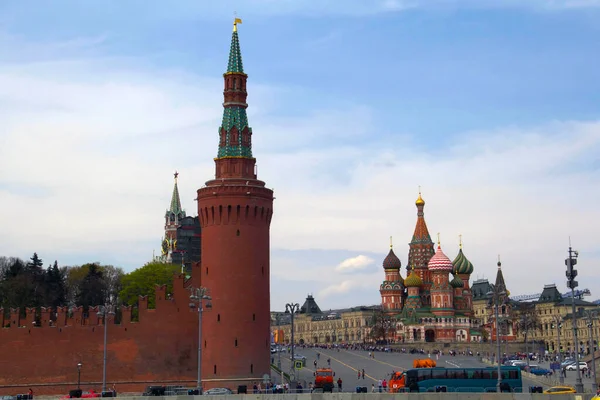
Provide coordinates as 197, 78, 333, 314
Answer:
450, 274, 464, 289
227, 29, 244, 73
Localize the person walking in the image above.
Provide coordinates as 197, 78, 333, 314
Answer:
337, 378, 342, 392
362, 368, 365, 379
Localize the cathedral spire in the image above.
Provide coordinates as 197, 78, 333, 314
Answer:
407, 189, 435, 271
215, 19, 257, 179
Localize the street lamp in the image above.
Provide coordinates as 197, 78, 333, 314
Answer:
552, 315, 565, 385
565, 245, 584, 393
189, 286, 212, 390
275, 313, 282, 371
77, 362, 82, 390
487, 281, 506, 393
584, 310, 598, 393
285, 303, 300, 381
98, 303, 115, 393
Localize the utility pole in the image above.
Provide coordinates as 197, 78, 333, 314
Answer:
565, 244, 583, 393
552, 315, 564, 385
189, 286, 212, 390
285, 303, 300, 382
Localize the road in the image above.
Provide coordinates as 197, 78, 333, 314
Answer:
270, 347, 593, 393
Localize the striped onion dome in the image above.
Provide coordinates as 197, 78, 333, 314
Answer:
428, 244, 453, 271
383, 248, 401, 270
404, 269, 423, 287
450, 274, 464, 288
452, 248, 474, 275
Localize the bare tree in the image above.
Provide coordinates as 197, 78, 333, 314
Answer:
517, 304, 540, 366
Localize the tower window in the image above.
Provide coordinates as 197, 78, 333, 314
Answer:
262, 266, 264, 276
236, 229, 240, 236
253, 313, 256, 321
217, 314, 220, 322
206, 267, 208, 275
204, 340, 207, 348
235, 338, 238, 347
214, 365, 217, 374
251, 364, 254, 374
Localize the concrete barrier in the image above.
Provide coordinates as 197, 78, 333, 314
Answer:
87, 394, 594, 400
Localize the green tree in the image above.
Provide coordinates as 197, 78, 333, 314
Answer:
44, 261, 67, 309
369, 310, 395, 343
76, 263, 107, 311
119, 262, 180, 308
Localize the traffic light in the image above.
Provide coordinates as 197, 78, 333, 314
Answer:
565, 248, 579, 289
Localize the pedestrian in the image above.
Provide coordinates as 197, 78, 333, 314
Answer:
382, 379, 387, 392
371, 384, 376, 393
357, 370, 361, 379
337, 377, 342, 392
327, 358, 331, 366
362, 368, 365, 379
112, 384, 117, 397
317, 353, 320, 360
28, 389, 33, 399
314, 360, 317, 368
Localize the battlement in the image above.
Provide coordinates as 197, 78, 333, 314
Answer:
1, 272, 193, 330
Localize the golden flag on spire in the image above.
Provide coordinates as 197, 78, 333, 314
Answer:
233, 17, 243, 31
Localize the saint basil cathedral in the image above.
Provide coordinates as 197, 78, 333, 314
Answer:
379, 192, 477, 343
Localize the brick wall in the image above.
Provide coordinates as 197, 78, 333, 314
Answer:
0, 272, 200, 395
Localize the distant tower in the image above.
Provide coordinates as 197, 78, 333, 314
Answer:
162, 171, 186, 262
452, 236, 474, 316
380, 238, 404, 314
196, 18, 274, 388
428, 236, 454, 317
407, 189, 435, 306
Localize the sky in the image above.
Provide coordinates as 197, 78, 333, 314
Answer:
0, 0, 599, 311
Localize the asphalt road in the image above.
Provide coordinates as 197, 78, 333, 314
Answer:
269, 347, 582, 393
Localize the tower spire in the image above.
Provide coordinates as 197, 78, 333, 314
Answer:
169, 171, 183, 215
407, 189, 435, 271
215, 19, 257, 178
459, 234, 463, 249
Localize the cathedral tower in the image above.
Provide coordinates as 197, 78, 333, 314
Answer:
452, 236, 475, 316
407, 190, 435, 306
380, 239, 404, 313
196, 19, 274, 388
162, 172, 186, 262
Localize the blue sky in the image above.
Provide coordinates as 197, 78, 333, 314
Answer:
0, 0, 599, 309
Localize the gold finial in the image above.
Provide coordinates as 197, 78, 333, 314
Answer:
415, 186, 425, 206
459, 234, 463, 250
437, 232, 441, 246
233, 12, 242, 32
390, 236, 393, 249
497, 254, 502, 269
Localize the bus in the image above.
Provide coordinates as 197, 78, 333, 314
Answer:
389, 366, 522, 393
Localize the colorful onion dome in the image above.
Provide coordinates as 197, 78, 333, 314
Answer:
428, 244, 454, 271
383, 248, 401, 270
404, 269, 422, 287
452, 248, 474, 275
450, 274, 464, 288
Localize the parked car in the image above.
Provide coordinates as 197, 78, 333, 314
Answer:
529, 367, 553, 376
566, 362, 588, 371
203, 388, 233, 395
543, 386, 576, 394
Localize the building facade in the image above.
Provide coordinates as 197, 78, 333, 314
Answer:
271, 295, 377, 345
380, 192, 479, 343
196, 19, 274, 388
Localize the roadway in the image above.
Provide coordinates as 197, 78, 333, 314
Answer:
270, 347, 565, 393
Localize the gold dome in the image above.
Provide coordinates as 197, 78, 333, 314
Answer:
415, 193, 425, 207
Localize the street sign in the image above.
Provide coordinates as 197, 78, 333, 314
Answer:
294, 361, 303, 370
262, 373, 271, 384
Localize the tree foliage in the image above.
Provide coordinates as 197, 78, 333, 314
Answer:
119, 262, 180, 308
369, 310, 395, 343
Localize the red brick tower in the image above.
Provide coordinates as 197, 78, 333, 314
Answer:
379, 239, 404, 314
407, 190, 435, 306
196, 19, 274, 389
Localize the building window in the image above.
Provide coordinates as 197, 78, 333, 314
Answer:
235, 338, 238, 347
251, 364, 254, 374
253, 313, 256, 321
217, 314, 221, 322
214, 365, 217, 374
236, 229, 240, 236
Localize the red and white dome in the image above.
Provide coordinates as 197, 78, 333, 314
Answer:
428, 245, 453, 271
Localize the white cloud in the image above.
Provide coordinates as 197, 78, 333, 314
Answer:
0, 33, 599, 311
335, 255, 375, 273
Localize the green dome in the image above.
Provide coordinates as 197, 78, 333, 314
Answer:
404, 269, 422, 288
450, 274, 464, 288
452, 248, 474, 275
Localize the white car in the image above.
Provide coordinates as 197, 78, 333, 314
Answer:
565, 362, 588, 371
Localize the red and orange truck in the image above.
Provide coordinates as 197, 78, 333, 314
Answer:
314, 368, 334, 392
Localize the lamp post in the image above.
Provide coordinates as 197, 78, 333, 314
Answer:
99, 303, 115, 393
275, 313, 282, 371
552, 315, 565, 385
285, 303, 300, 381
77, 362, 82, 390
488, 282, 506, 393
565, 245, 584, 393
584, 310, 598, 393
189, 286, 212, 390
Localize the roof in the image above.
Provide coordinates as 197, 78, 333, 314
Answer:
471, 279, 492, 300
452, 248, 474, 275
538, 284, 563, 303
227, 28, 244, 73
166, 173, 186, 218
383, 248, 401, 270
428, 244, 453, 272
300, 295, 322, 315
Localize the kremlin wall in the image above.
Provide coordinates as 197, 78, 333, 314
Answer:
0, 268, 202, 395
